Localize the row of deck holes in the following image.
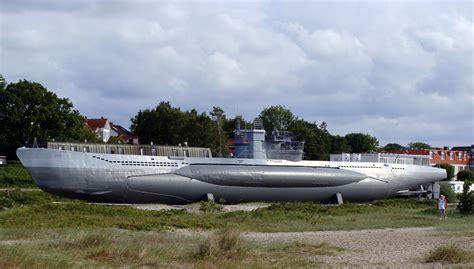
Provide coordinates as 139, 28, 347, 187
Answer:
92, 156, 181, 167
339, 166, 405, 170
340, 166, 381, 169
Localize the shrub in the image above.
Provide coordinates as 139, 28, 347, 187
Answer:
199, 201, 223, 213
457, 170, 474, 182
194, 229, 241, 259
457, 181, 473, 215
439, 182, 456, 203
0, 196, 15, 208
425, 245, 470, 264
215, 229, 240, 253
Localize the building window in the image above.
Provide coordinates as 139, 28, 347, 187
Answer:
441, 152, 445, 160
458, 152, 462, 160
450, 152, 454, 160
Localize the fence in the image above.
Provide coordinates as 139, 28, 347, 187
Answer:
47, 142, 212, 158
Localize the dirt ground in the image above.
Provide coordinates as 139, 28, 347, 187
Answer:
243, 227, 473, 268
134, 203, 473, 267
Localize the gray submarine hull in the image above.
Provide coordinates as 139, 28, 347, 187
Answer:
17, 147, 446, 204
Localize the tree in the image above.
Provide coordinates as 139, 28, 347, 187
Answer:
0, 80, 95, 159
210, 106, 230, 157
382, 143, 403, 151
439, 182, 457, 203
330, 135, 352, 153
457, 170, 474, 182
457, 180, 473, 215
289, 119, 332, 160
344, 133, 379, 153
130, 102, 222, 155
434, 164, 455, 181
408, 142, 431, 149
0, 74, 6, 90
259, 105, 296, 135
223, 115, 251, 137
130, 102, 186, 146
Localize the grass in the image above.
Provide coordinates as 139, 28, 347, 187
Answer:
0, 191, 473, 267
194, 229, 242, 259
0, 161, 36, 188
0, 229, 198, 268
424, 245, 472, 264
199, 200, 224, 213
0, 228, 345, 268
0, 188, 64, 209
1, 162, 472, 267
1, 191, 472, 233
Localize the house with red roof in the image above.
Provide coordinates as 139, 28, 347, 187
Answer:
388, 148, 471, 179
86, 117, 111, 142
86, 117, 137, 144
110, 122, 138, 144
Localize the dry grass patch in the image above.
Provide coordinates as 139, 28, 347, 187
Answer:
194, 229, 242, 259
425, 245, 471, 264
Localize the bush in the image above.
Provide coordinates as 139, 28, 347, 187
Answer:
194, 229, 241, 259
439, 182, 457, 203
425, 245, 470, 264
457, 170, 474, 182
457, 181, 473, 215
199, 201, 223, 213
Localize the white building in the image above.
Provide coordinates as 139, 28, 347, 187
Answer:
330, 153, 430, 166
86, 117, 111, 143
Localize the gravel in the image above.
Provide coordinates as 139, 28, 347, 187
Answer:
243, 227, 473, 268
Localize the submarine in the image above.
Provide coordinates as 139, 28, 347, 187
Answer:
16, 119, 446, 204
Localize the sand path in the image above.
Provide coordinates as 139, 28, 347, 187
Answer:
242, 227, 473, 268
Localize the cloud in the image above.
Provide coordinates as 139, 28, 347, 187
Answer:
1, 1, 472, 147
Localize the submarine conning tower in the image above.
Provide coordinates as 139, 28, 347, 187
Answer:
233, 118, 305, 161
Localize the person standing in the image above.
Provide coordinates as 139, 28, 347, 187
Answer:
438, 195, 447, 219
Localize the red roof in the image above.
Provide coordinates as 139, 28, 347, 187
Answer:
388, 149, 430, 155
86, 118, 108, 131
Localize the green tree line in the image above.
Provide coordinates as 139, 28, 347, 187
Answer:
130, 103, 380, 159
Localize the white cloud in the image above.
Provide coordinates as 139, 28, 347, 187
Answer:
1, 1, 472, 147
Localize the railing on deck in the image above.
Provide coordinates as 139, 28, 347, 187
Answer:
47, 142, 212, 158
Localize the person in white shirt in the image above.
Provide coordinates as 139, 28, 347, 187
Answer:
438, 195, 447, 219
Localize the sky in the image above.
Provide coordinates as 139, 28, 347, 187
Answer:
1, 0, 473, 148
